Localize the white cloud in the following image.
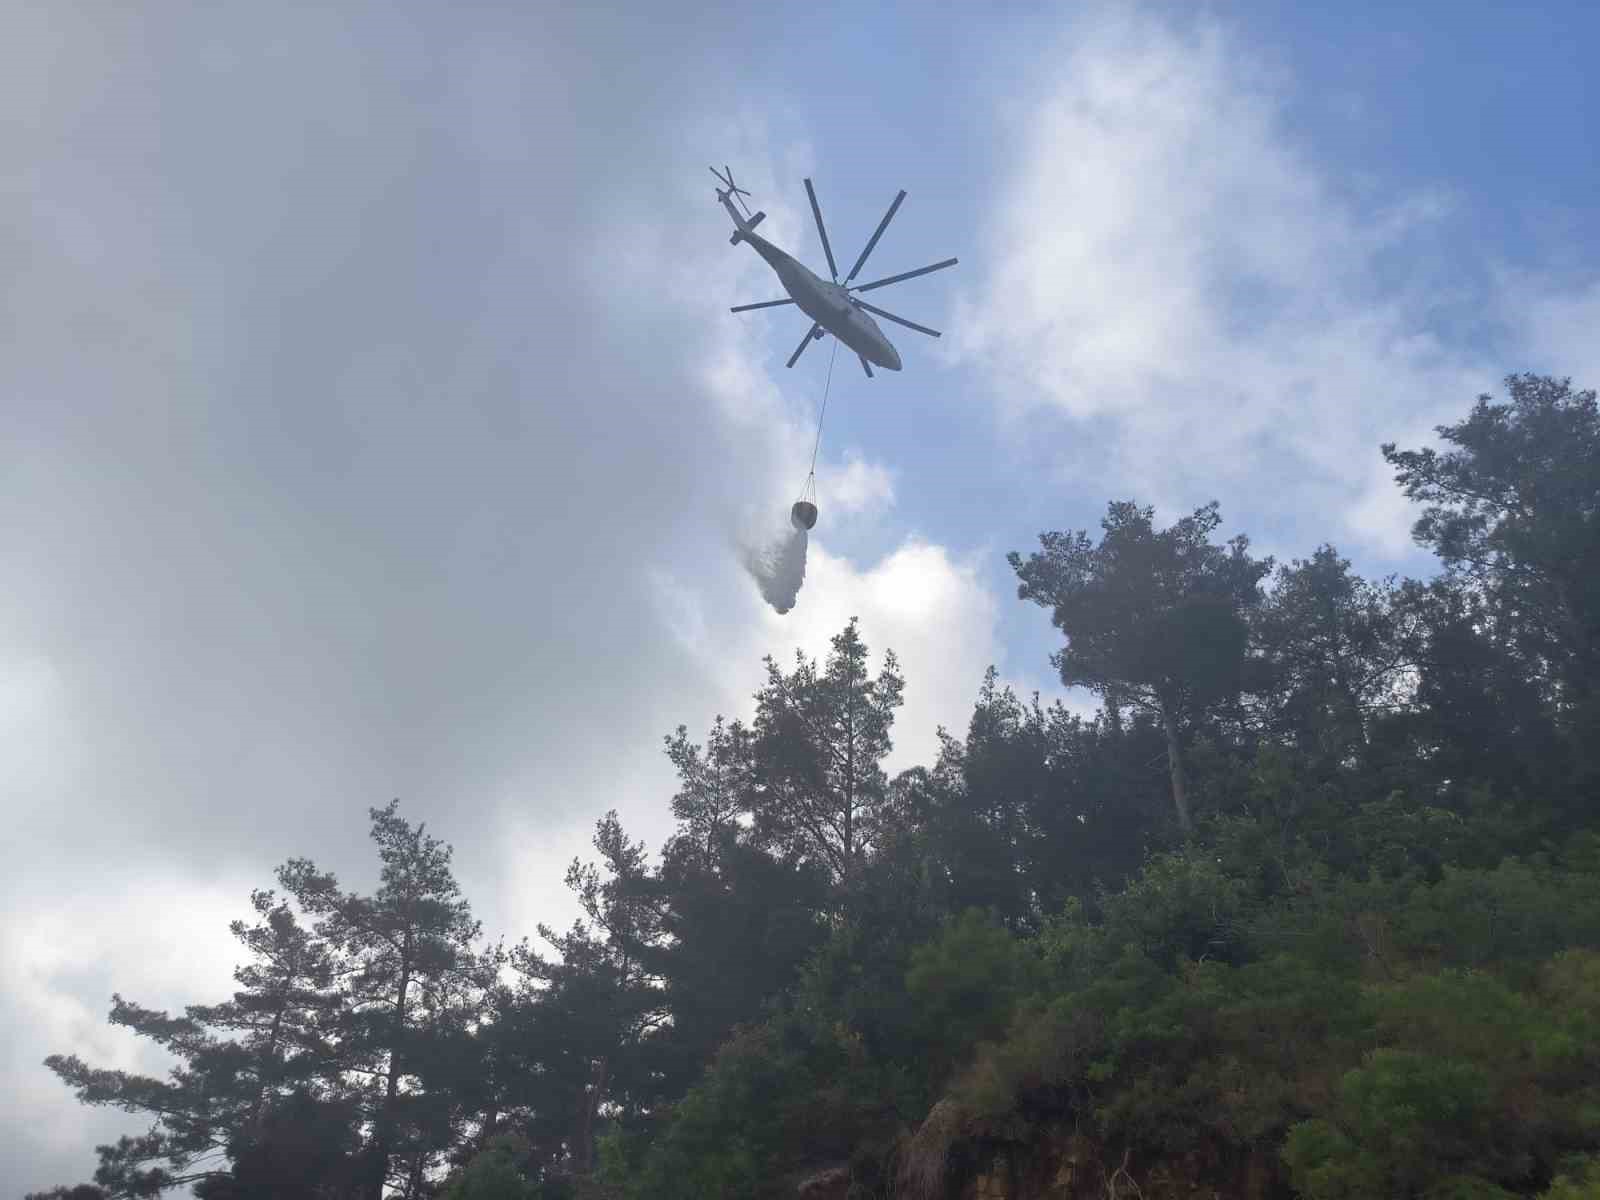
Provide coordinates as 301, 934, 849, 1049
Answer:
1, 874, 245, 1182
653, 534, 1003, 774
809, 540, 1003, 765
1497, 273, 1600, 391
826, 453, 897, 518
950, 6, 1500, 561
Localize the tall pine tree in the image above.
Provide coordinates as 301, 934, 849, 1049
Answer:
279, 801, 502, 1200
43, 891, 348, 1197
749, 618, 905, 897
1011, 501, 1271, 833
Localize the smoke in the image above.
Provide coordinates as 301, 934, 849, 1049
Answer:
739, 515, 809, 614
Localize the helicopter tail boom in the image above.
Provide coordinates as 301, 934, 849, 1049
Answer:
727, 210, 766, 244
718, 186, 766, 242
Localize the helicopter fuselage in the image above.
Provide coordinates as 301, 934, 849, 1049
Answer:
735, 230, 902, 371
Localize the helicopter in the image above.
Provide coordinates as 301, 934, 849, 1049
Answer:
711, 165, 958, 378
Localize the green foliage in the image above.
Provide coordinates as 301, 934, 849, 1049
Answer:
1093, 847, 1254, 968
1540, 1157, 1600, 1198
441, 1135, 536, 1200
903, 909, 1042, 1089
646, 830, 828, 1103
1383, 374, 1600, 708
43, 802, 502, 1200
1011, 499, 1273, 831
915, 670, 1166, 932
1392, 859, 1600, 980
194, 1089, 364, 1200
1010, 501, 1271, 710
1249, 545, 1420, 772
1324, 1050, 1497, 1192
1281, 958, 1600, 1198
41, 887, 349, 1198
751, 617, 906, 890
945, 836, 1600, 1197
951, 935, 1368, 1159
616, 1015, 873, 1200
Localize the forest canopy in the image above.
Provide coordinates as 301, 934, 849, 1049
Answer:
33, 374, 1600, 1200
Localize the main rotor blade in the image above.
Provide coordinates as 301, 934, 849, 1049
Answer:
730, 298, 796, 313
710, 165, 732, 187
787, 323, 821, 369
853, 299, 941, 338
844, 190, 906, 285
850, 256, 960, 294
859, 355, 874, 378
803, 178, 839, 282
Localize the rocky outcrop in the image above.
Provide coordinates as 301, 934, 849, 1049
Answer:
899, 1098, 975, 1200
794, 1163, 853, 1199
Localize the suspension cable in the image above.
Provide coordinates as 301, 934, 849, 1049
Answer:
807, 336, 840, 481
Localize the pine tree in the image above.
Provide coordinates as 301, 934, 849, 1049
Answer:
278, 801, 503, 1200
43, 890, 348, 1197
1011, 501, 1271, 832
749, 618, 906, 895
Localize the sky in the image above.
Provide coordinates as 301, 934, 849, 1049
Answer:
3, 0, 1597, 1189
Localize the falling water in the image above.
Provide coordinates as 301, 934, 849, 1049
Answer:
740, 517, 808, 614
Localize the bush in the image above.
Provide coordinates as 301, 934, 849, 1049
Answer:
1540, 1157, 1600, 1198
618, 1010, 891, 1200
442, 1135, 536, 1200
1392, 859, 1600, 980
903, 908, 1041, 1090
1284, 959, 1600, 1198
616, 800, 1600, 1200
1094, 848, 1254, 968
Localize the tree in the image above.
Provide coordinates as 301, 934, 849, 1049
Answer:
1382, 374, 1600, 719
647, 828, 828, 1100
560, 717, 830, 1116
192, 1088, 364, 1200
439, 1134, 536, 1200
1382, 375, 1600, 818
1249, 547, 1420, 777
925, 669, 1169, 927
43, 892, 346, 1197
1388, 575, 1571, 831
1026, 701, 1169, 914
515, 812, 668, 1177
278, 800, 503, 1200
749, 618, 906, 894
1011, 501, 1272, 833
661, 715, 756, 869
917, 673, 1041, 931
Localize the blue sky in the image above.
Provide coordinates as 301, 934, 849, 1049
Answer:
3, 2, 1597, 1189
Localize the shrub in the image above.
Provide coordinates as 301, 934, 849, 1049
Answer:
903, 908, 1041, 1089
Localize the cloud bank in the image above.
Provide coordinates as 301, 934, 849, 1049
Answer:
0, 8, 1008, 1188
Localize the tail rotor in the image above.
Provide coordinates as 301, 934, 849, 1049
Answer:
710, 164, 754, 218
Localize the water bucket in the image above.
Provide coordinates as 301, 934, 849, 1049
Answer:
790, 500, 818, 531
